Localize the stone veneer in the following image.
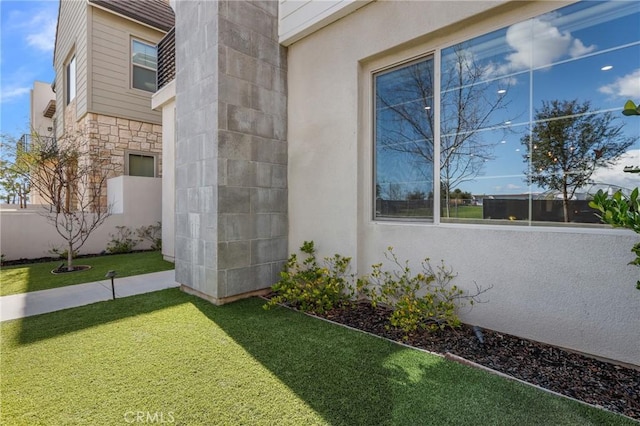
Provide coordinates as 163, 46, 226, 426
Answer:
175, 0, 287, 304
84, 113, 163, 177
62, 100, 163, 178
57, 99, 163, 209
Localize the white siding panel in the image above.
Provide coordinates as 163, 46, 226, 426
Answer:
279, 0, 373, 45
279, 0, 311, 19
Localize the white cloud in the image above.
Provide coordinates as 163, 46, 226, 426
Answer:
590, 149, 640, 191
25, 10, 57, 53
1, 65, 38, 105
506, 183, 522, 190
0, 86, 30, 104
501, 15, 595, 73
569, 39, 595, 58
599, 69, 640, 99
5, 4, 58, 53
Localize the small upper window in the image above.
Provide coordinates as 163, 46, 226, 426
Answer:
132, 39, 157, 92
66, 56, 76, 104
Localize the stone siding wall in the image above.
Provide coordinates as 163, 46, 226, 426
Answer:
175, 0, 287, 303
56, 103, 163, 209
84, 113, 163, 178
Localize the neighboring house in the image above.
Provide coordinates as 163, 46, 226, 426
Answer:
1, 0, 174, 261
52, 0, 174, 193
30, 81, 56, 138
15, 81, 56, 206
163, 0, 640, 367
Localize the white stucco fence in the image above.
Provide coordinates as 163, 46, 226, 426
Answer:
1, 176, 162, 261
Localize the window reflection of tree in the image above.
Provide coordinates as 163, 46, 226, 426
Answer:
523, 99, 636, 223
376, 46, 518, 218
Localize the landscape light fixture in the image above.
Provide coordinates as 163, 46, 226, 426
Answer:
105, 270, 117, 300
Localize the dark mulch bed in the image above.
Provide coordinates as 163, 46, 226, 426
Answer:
294, 300, 639, 420
50, 265, 92, 274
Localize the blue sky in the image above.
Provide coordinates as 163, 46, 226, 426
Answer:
1, 0, 58, 139
377, 1, 640, 198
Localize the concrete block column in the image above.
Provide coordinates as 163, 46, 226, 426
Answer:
174, 0, 287, 304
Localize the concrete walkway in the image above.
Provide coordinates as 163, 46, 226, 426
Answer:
0, 270, 179, 322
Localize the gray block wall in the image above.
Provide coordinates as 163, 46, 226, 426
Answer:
175, 0, 287, 303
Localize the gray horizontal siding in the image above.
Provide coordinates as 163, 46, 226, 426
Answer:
89, 6, 165, 124
54, 0, 88, 136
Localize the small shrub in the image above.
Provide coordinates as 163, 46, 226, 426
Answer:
589, 188, 640, 290
106, 226, 140, 254
48, 246, 78, 260
0, 254, 4, 267
137, 222, 162, 251
264, 241, 355, 314
357, 247, 490, 335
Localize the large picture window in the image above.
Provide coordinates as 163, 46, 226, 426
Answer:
375, 58, 435, 219
374, 1, 640, 225
132, 39, 157, 92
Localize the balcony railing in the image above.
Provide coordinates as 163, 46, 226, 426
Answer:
18, 134, 57, 153
156, 27, 175, 90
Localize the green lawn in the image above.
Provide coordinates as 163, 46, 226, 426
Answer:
0, 251, 174, 296
1, 289, 633, 425
445, 205, 483, 219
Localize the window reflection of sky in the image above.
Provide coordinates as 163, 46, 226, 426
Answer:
375, 1, 639, 218
442, 1, 639, 196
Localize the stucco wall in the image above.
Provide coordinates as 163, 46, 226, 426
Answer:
1, 176, 161, 260
30, 81, 55, 136
152, 79, 176, 262
286, 0, 640, 366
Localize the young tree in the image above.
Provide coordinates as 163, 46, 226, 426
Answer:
10, 132, 113, 270
523, 99, 636, 222
0, 141, 30, 207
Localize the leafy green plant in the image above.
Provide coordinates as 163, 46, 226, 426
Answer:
589, 188, 640, 289
48, 246, 78, 260
137, 222, 162, 251
106, 226, 141, 254
587, 99, 640, 290
264, 241, 355, 313
622, 100, 640, 116
357, 247, 490, 335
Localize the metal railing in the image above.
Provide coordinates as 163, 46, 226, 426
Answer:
156, 27, 175, 90
17, 134, 57, 153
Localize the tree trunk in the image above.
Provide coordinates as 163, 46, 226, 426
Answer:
67, 242, 74, 271
562, 179, 569, 223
